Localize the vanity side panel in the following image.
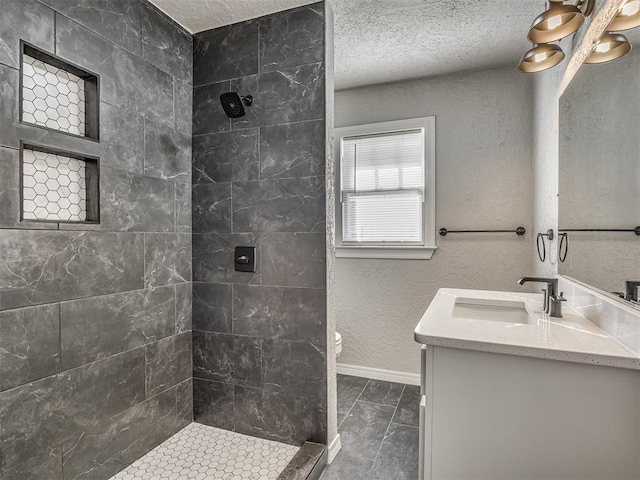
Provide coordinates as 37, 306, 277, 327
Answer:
431, 347, 639, 480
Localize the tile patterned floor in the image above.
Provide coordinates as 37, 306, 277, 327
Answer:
321, 375, 420, 480
110, 422, 299, 480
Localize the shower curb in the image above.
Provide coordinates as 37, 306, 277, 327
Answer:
277, 442, 327, 480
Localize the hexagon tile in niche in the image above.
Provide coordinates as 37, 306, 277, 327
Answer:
22, 148, 87, 222
22, 54, 86, 136
110, 423, 300, 480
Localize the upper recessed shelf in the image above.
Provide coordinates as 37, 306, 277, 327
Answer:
20, 43, 99, 141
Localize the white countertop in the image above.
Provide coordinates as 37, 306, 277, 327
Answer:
414, 288, 640, 370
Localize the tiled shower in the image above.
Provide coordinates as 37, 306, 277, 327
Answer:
0, 0, 328, 479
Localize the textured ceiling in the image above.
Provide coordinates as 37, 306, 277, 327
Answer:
148, 0, 317, 33
149, 0, 559, 90
333, 0, 545, 90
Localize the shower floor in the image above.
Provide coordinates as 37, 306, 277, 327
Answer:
110, 422, 300, 480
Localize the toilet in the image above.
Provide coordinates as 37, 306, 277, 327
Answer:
335, 332, 342, 356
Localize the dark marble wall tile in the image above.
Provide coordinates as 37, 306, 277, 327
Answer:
39, 0, 142, 55
175, 80, 193, 135
192, 233, 261, 284
194, 379, 235, 430
260, 120, 325, 179
233, 285, 326, 344
193, 331, 262, 387
193, 129, 259, 184
146, 332, 192, 398
193, 80, 231, 135
100, 170, 175, 232
234, 386, 326, 445
175, 282, 193, 333
231, 63, 325, 129
0, 304, 60, 392
260, 4, 324, 73
144, 119, 191, 182
0, 348, 145, 469
0, 0, 193, 475
232, 177, 325, 233
144, 233, 192, 288
262, 233, 326, 288
262, 340, 326, 398
175, 182, 192, 233
192, 6, 327, 446
0, 231, 144, 310
56, 14, 174, 127
60, 287, 175, 370
0, 0, 54, 69
1, 449, 63, 480
193, 183, 232, 233
177, 378, 193, 423
0, 64, 18, 148
141, 1, 192, 83
101, 102, 145, 174
193, 282, 232, 333
0, 147, 25, 229
61, 387, 183, 480
193, 21, 259, 86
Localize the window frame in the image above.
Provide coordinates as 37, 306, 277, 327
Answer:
335, 116, 436, 260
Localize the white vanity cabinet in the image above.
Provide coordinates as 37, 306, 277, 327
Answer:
418, 344, 640, 480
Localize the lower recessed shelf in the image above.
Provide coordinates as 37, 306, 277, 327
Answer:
21, 144, 99, 224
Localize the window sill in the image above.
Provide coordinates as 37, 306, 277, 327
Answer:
335, 245, 437, 260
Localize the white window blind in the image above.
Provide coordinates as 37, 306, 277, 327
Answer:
340, 129, 425, 245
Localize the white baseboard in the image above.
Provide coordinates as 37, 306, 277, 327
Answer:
337, 363, 420, 386
327, 434, 341, 464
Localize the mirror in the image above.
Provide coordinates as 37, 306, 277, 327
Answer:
559, 31, 640, 304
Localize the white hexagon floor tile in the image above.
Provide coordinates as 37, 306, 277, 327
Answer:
110, 422, 299, 480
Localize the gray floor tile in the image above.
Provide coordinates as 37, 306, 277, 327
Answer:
319, 453, 373, 480
369, 423, 419, 480
360, 380, 405, 407
392, 385, 421, 426
339, 401, 395, 461
337, 412, 346, 427
337, 374, 369, 414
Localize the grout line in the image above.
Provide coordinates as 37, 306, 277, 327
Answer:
339, 378, 369, 425
192, 60, 323, 89
366, 384, 406, 477
57, 302, 63, 371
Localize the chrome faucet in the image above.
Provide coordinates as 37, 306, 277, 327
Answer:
517, 277, 565, 317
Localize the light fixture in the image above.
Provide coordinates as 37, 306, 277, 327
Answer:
518, 43, 566, 73
528, 0, 586, 43
585, 32, 632, 63
518, 43, 564, 73
607, 0, 640, 31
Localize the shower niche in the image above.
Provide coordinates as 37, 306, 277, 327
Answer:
20, 42, 99, 140
21, 143, 100, 224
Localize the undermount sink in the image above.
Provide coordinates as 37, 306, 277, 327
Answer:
452, 297, 535, 324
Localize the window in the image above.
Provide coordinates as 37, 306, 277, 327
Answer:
335, 117, 436, 259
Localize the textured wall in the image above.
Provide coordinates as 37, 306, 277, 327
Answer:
191, 3, 328, 446
0, 1, 193, 478
334, 67, 533, 374
558, 48, 640, 293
